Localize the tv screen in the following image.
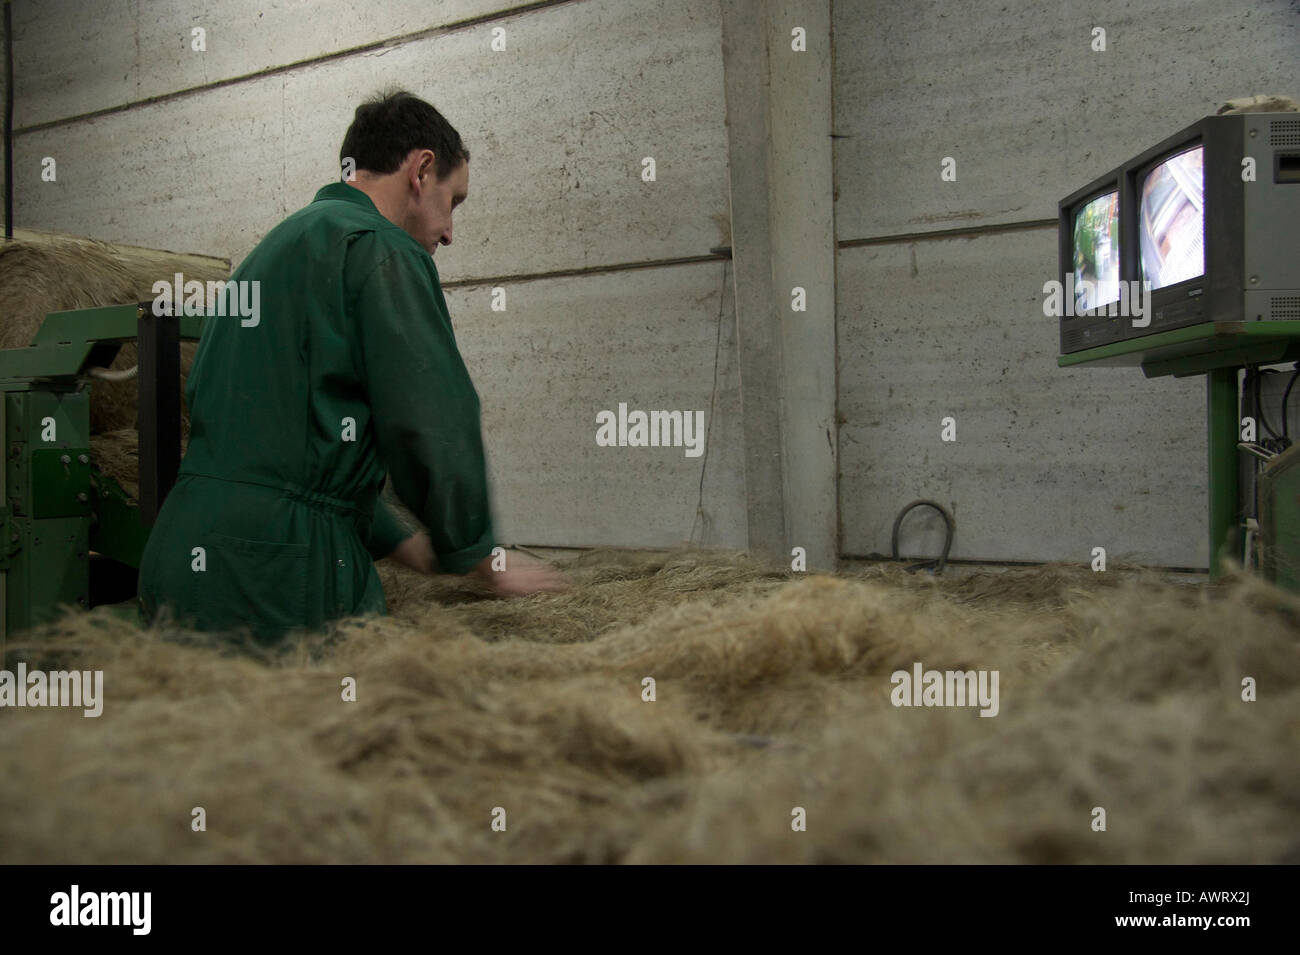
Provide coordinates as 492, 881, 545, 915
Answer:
1071, 190, 1120, 311
1139, 146, 1205, 291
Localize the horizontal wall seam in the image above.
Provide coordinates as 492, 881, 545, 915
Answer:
14, 0, 583, 135
440, 251, 730, 288
838, 218, 1056, 247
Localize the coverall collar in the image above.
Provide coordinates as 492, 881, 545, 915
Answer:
313, 181, 384, 215
312, 182, 434, 260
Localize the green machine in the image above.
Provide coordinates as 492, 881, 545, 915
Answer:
1259, 442, 1300, 593
0, 303, 202, 639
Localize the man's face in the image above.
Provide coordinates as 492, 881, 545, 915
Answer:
411, 157, 468, 257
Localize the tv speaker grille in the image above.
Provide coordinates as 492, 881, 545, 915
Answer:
1271, 296, 1300, 319
1269, 118, 1300, 146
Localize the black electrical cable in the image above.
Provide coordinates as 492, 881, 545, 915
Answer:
890, 499, 955, 575
1282, 364, 1300, 440
1252, 366, 1283, 440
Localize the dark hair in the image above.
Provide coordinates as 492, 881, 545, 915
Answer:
340, 89, 469, 181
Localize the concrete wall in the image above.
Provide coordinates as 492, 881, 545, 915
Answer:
12, 0, 729, 273
10, 0, 745, 550
833, 0, 1300, 568
447, 263, 745, 549
10, 0, 1299, 566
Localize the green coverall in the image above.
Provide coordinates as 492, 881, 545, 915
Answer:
138, 182, 496, 642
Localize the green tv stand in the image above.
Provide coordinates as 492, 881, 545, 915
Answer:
1059, 320, 1300, 579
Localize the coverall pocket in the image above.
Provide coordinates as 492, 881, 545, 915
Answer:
195, 533, 310, 641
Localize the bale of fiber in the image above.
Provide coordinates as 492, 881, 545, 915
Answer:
90, 428, 193, 502
0, 232, 229, 435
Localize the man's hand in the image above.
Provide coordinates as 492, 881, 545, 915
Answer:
471, 550, 570, 597
388, 536, 568, 596
389, 530, 435, 574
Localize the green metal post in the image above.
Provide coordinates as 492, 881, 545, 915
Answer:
1206, 367, 1240, 578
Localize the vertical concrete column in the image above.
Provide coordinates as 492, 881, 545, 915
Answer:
720, 0, 786, 563
720, 0, 837, 570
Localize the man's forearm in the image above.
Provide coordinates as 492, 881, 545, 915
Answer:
367, 498, 412, 560
388, 530, 435, 574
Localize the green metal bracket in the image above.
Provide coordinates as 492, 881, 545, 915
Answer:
31, 448, 93, 518
0, 303, 206, 382
1146, 340, 1300, 378
1057, 321, 1300, 370
88, 470, 150, 569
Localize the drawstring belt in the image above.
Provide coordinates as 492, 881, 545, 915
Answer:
178, 469, 377, 520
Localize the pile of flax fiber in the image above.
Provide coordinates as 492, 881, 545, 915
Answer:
1, 547, 1297, 864
2, 238, 1297, 863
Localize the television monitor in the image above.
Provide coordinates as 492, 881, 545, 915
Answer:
1058, 112, 1300, 355
1075, 190, 1121, 309
1138, 146, 1204, 292
1057, 175, 1126, 351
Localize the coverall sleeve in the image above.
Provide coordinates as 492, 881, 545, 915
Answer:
354, 249, 497, 574
365, 498, 412, 561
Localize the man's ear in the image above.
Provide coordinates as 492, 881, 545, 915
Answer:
403, 150, 426, 193
416, 150, 436, 185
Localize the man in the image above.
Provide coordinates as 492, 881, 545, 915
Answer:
138, 89, 565, 643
